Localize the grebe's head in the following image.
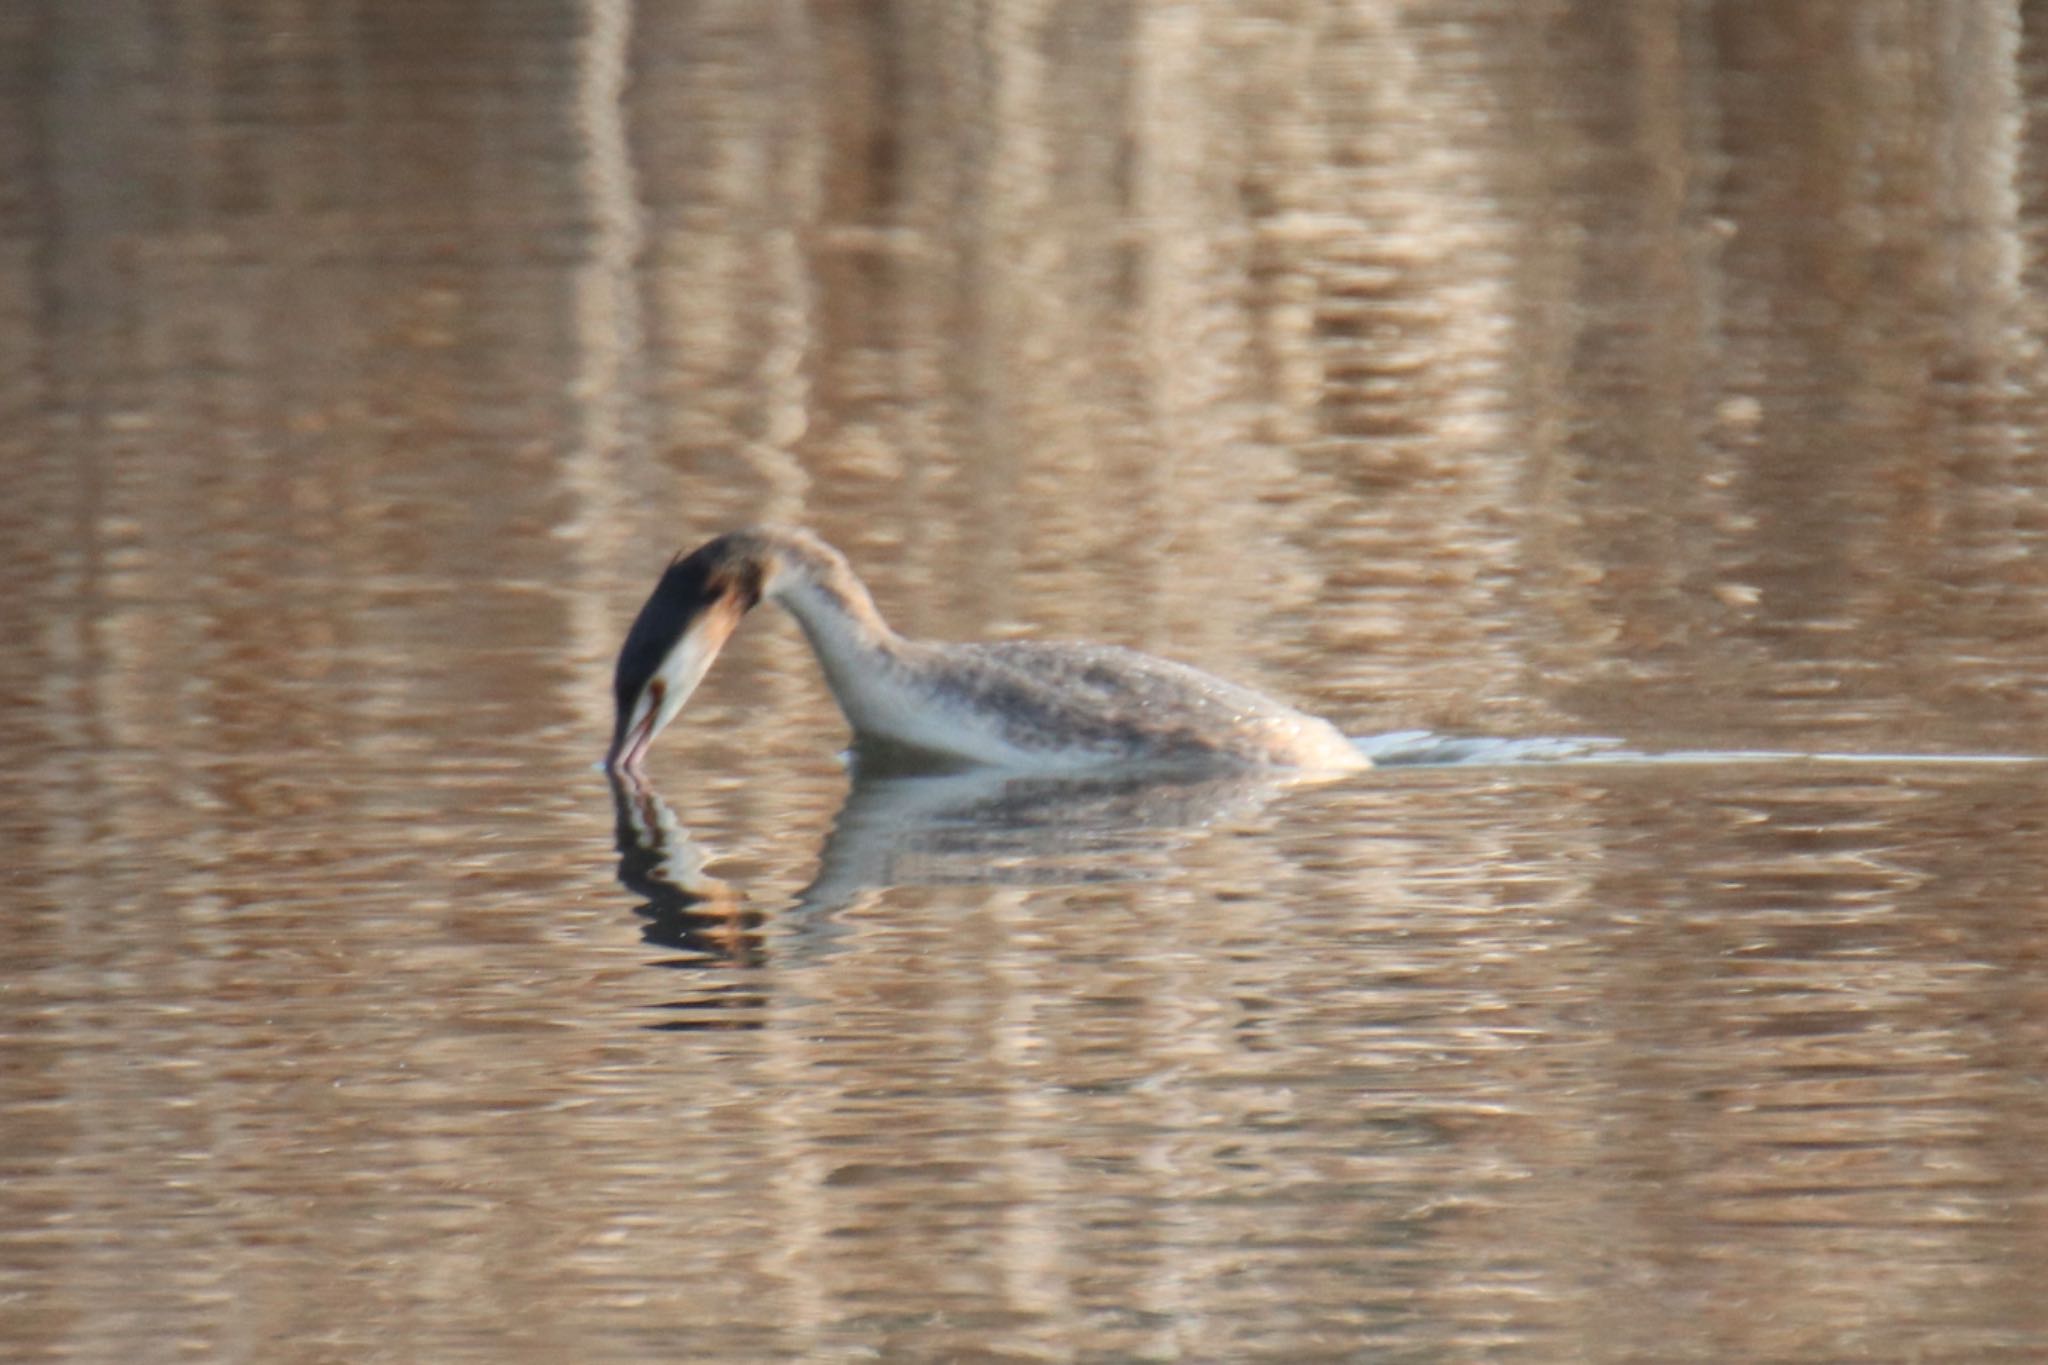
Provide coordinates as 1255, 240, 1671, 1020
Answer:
606, 532, 770, 775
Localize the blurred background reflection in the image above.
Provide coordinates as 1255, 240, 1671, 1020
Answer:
5, 2, 2048, 1361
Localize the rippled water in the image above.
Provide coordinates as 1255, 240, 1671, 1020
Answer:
7, 3, 2048, 1361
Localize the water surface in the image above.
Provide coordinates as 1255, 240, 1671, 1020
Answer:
6, 2, 2048, 1360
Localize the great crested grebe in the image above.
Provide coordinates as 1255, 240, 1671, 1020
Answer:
605, 527, 1369, 777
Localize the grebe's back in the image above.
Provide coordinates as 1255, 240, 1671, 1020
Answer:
897, 638, 1366, 772
607, 527, 1368, 777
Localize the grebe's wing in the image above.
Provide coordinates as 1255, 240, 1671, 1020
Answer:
953, 640, 1292, 717
934, 640, 1337, 767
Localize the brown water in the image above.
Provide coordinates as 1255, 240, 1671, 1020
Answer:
7, 3, 2048, 1361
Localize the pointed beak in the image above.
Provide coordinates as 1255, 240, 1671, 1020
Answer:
606, 573, 749, 775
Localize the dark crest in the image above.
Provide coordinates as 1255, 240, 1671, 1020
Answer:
609, 536, 765, 759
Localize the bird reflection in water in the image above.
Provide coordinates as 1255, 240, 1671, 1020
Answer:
607, 757, 1318, 979
609, 771, 764, 968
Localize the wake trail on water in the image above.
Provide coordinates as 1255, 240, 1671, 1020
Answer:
1352, 730, 2046, 770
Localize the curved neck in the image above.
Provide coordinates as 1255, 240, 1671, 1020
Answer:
766, 546, 911, 722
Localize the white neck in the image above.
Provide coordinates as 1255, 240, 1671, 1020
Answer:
765, 552, 922, 741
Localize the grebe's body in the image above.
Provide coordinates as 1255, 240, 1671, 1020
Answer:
607, 527, 1368, 776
